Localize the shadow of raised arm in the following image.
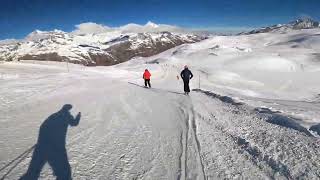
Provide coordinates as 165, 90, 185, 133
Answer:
69, 112, 81, 126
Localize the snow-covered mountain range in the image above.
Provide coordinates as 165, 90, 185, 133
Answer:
241, 18, 320, 35
0, 23, 206, 66
2, 18, 318, 66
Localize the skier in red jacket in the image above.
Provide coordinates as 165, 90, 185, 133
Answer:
143, 69, 151, 88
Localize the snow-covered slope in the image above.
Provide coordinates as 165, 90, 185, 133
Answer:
115, 27, 320, 133
137, 28, 320, 101
0, 29, 206, 66
1, 52, 320, 179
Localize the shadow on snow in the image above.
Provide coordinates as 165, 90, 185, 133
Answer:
19, 104, 81, 180
128, 82, 185, 95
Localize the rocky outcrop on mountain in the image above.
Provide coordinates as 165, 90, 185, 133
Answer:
291, 18, 320, 29
0, 30, 206, 66
240, 18, 320, 35
101, 32, 203, 66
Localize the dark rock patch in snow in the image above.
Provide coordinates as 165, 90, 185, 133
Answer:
311, 53, 320, 62
209, 53, 218, 56
78, 44, 100, 49
193, 89, 243, 106
104, 35, 130, 45
145, 59, 160, 64
209, 45, 220, 50
172, 50, 181, 56
291, 45, 300, 48
254, 107, 281, 114
310, 124, 320, 136
255, 108, 313, 137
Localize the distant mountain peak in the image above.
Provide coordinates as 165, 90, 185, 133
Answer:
293, 17, 316, 22
25, 29, 68, 41
289, 17, 320, 29
145, 21, 159, 28
240, 18, 320, 35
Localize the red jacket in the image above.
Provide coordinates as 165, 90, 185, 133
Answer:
143, 70, 151, 79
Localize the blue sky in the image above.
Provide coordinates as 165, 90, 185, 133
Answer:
1, 0, 320, 39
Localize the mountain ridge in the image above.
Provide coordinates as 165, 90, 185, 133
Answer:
0, 30, 206, 66
240, 18, 320, 35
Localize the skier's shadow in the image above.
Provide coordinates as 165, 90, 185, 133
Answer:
20, 104, 81, 180
128, 82, 185, 95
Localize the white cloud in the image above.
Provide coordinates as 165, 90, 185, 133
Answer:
119, 21, 183, 33
71, 21, 184, 35
0, 39, 20, 45
72, 22, 113, 35
70, 21, 252, 36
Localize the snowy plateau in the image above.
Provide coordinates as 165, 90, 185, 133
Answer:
1, 19, 320, 179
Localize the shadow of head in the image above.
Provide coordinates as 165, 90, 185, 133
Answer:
20, 104, 81, 180
62, 104, 73, 111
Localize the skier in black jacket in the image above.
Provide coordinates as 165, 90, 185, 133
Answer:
180, 65, 193, 95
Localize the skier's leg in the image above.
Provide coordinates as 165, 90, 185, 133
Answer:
186, 80, 190, 92
144, 79, 147, 87
48, 149, 71, 180
183, 80, 189, 93
21, 145, 47, 179
148, 80, 151, 88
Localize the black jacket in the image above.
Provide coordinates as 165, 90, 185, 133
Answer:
180, 68, 193, 81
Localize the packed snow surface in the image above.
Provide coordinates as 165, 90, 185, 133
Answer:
1, 29, 320, 179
